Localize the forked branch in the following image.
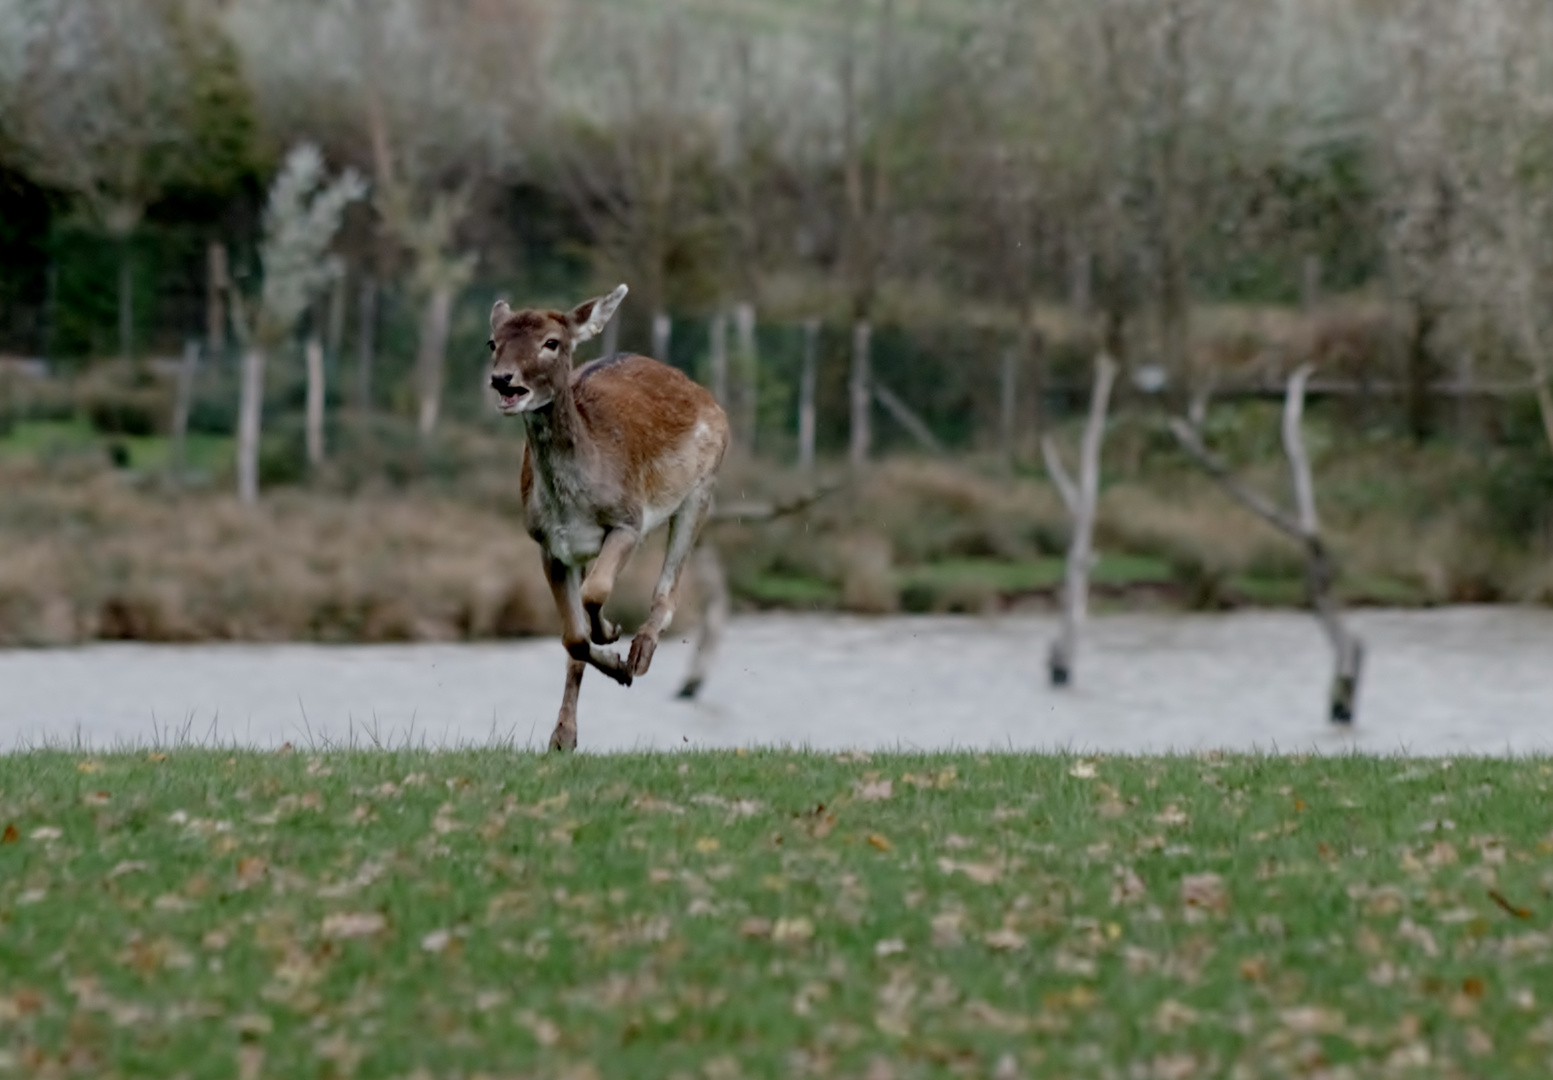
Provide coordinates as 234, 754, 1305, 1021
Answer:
1168, 364, 1364, 723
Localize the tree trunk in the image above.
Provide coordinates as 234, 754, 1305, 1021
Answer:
206, 242, 227, 362
708, 311, 728, 407
1301, 253, 1322, 315
237, 345, 265, 505
356, 276, 377, 413
326, 272, 348, 363
1069, 243, 1092, 333
1406, 298, 1439, 443
170, 338, 199, 481
1045, 355, 1118, 687
734, 301, 758, 454
652, 312, 672, 365
118, 243, 134, 364
306, 335, 326, 470
416, 285, 454, 439
1169, 366, 1366, 724
798, 318, 819, 473
999, 346, 1018, 471
850, 319, 872, 467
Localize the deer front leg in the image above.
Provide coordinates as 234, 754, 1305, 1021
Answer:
548, 558, 633, 688
548, 655, 586, 752
581, 528, 639, 645
629, 489, 712, 678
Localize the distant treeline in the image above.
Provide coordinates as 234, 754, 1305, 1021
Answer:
2, 0, 1553, 457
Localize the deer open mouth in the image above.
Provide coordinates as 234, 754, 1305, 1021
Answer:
496, 385, 530, 412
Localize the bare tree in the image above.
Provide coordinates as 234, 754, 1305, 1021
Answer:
228, 145, 364, 504
227, 0, 541, 435
1170, 366, 1364, 723
1042, 354, 1118, 687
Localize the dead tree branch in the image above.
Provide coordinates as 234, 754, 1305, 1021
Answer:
1044, 353, 1118, 687
1169, 364, 1364, 723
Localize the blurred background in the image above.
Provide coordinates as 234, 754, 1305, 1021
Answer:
1, 0, 1552, 650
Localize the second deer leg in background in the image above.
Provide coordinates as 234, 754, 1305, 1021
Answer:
677, 543, 729, 700
628, 488, 714, 678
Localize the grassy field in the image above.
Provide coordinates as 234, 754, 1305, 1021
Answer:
2, 751, 1550, 1078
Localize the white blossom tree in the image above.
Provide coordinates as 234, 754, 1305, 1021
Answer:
229, 144, 365, 504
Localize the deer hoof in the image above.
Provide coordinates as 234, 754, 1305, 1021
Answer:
628, 631, 658, 677
548, 721, 577, 753
590, 614, 622, 645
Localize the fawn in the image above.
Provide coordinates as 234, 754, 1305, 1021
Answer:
488, 285, 730, 750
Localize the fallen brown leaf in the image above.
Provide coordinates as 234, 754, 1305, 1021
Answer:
983, 928, 1027, 951
1, 824, 17, 844
1488, 889, 1532, 919
320, 912, 388, 940
1181, 872, 1228, 914
236, 857, 268, 888
772, 917, 815, 944
867, 833, 893, 852
855, 778, 893, 802
938, 859, 1000, 885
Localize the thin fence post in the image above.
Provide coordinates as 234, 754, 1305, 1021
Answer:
850, 319, 871, 467
798, 318, 819, 473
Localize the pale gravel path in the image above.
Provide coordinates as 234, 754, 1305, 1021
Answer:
1, 608, 1550, 756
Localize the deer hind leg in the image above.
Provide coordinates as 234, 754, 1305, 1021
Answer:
629, 487, 713, 678
549, 655, 586, 752
581, 528, 639, 645
549, 558, 633, 691
677, 542, 728, 699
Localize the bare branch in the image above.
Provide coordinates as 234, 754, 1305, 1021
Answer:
873, 381, 943, 455
1041, 434, 1079, 515
1168, 418, 1308, 540
710, 481, 843, 524
1282, 364, 1319, 536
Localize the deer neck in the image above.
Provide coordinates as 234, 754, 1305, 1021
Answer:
521, 377, 594, 487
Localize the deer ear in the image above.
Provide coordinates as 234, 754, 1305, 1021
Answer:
489, 300, 512, 334
569, 284, 628, 344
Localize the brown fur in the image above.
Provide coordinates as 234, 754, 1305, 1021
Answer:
488, 285, 729, 751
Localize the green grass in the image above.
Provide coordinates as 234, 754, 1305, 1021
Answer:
739, 573, 843, 608
0, 419, 232, 475
3, 751, 1551, 1077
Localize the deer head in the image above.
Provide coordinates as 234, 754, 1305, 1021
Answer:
487, 284, 629, 415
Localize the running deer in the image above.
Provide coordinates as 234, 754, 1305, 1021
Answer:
488, 284, 730, 751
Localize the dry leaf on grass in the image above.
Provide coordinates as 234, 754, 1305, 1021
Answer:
1180, 873, 1228, 914
1279, 1005, 1345, 1034
984, 928, 1027, 951
320, 912, 387, 940
236, 857, 268, 888
855, 778, 893, 801
867, 833, 893, 852
772, 918, 815, 944
1111, 865, 1147, 905
938, 859, 1000, 885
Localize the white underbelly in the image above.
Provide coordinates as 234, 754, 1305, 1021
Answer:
547, 522, 605, 567
641, 498, 680, 536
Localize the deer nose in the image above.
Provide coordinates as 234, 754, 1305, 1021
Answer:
491, 373, 513, 393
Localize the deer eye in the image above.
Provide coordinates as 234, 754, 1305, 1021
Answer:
486, 338, 495, 352
544, 338, 562, 351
